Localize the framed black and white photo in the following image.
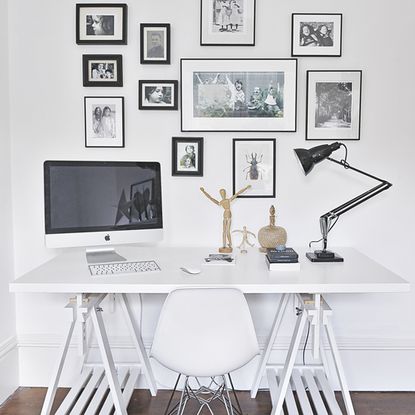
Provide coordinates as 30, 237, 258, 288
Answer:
306, 70, 362, 141
138, 80, 178, 110
181, 58, 297, 132
172, 137, 204, 176
76, 4, 128, 45
140, 24, 170, 64
233, 138, 276, 198
84, 96, 125, 147
291, 13, 342, 57
82, 55, 123, 87
200, 0, 256, 46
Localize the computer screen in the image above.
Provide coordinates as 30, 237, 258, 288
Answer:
44, 161, 163, 249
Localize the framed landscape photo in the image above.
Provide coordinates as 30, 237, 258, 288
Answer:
84, 96, 125, 147
181, 58, 297, 132
172, 137, 204, 176
200, 0, 256, 46
83, 55, 123, 87
291, 13, 342, 57
76, 4, 128, 45
138, 80, 178, 110
233, 138, 276, 198
140, 24, 170, 64
306, 70, 362, 141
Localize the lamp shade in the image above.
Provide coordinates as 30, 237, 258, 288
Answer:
294, 142, 342, 175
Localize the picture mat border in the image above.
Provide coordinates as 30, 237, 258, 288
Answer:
140, 23, 171, 64
82, 54, 123, 87
138, 80, 179, 110
172, 136, 204, 176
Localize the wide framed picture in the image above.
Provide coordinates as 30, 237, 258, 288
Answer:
76, 4, 128, 45
82, 55, 123, 87
138, 80, 178, 110
181, 58, 297, 132
306, 70, 362, 141
140, 23, 170, 64
172, 137, 204, 176
233, 138, 276, 198
291, 13, 342, 57
84, 96, 125, 147
200, 0, 256, 46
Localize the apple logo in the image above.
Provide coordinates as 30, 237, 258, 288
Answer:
105, 234, 111, 242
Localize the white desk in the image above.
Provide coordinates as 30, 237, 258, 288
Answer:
10, 246, 409, 415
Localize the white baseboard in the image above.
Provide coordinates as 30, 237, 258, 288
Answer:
0, 336, 19, 406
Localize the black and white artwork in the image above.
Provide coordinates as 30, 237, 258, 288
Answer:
140, 24, 170, 64
306, 71, 362, 141
233, 138, 276, 198
76, 4, 127, 45
138, 80, 178, 110
172, 137, 204, 176
83, 55, 123, 87
84, 96, 125, 147
200, 0, 256, 45
291, 13, 342, 56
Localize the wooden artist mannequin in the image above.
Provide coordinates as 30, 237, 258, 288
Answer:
232, 226, 256, 253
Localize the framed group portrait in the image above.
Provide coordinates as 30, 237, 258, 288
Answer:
233, 138, 276, 198
172, 137, 204, 176
84, 96, 125, 148
200, 0, 256, 46
306, 70, 362, 141
76, 3, 128, 45
180, 58, 297, 132
82, 55, 123, 87
138, 80, 178, 110
140, 23, 171, 64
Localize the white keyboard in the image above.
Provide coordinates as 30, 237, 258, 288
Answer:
89, 260, 161, 276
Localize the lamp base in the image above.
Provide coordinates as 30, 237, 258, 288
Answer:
306, 251, 344, 262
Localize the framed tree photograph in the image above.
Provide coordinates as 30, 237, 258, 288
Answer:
138, 80, 178, 110
181, 58, 297, 132
82, 55, 123, 87
291, 13, 342, 57
76, 4, 128, 45
172, 137, 204, 176
140, 23, 170, 64
200, 0, 256, 46
306, 70, 362, 141
233, 138, 276, 198
84, 96, 125, 147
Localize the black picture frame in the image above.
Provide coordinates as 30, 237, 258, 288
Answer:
172, 137, 204, 176
82, 55, 123, 87
140, 23, 171, 64
138, 80, 179, 111
232, 138, 276, 198
76, 4, 128, 45
306, 70, 362, 141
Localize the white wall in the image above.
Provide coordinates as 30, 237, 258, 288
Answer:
0, 0, 19, 404
9, 0, 415, 391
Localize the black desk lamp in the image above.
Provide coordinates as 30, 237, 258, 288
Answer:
294, 142, 392, 262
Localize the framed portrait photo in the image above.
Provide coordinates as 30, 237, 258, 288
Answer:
82, 55, 123, 87
306, 70, 362, 141
233, 138, 276, 198
76, 4, 128, 45
140, 23, 170, 64
172, 137, 204, 176
291, 13, 342, 57
138, 80, 178, 110
200, 0, 256, 46
181, 58, 297, 132
84, 96, 125, 148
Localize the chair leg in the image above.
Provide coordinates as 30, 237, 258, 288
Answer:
164, 374, 181, 415
228, 374, 243, 415
177, 376, 189, 415
223, 375, 234, 415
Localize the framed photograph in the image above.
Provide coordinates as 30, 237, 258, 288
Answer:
200, 0, 256, 46
140, 24, 170, 64
172, 137, 204, 176
138, 80, 178, 110
306, 70, 362, 141
82, 55, 123, 87
233, 138, 276, 198
76, 4, 128, 45
84, 96, 125, 147
291, 13, 342, 57
181, 58, 297, 132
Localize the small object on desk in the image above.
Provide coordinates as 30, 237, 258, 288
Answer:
267, 247, 299, 263
258, 205, 287, 252
232, 226, 256, 253
180, 267, 202, 275
204, 254, 235, 265
265, 256, 300, 271
89, 260, 161, 276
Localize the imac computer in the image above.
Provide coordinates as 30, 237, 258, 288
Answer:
44, 161, 163, 263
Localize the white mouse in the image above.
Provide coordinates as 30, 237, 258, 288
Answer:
180, 267, 201, 275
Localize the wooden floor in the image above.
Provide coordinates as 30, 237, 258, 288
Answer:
1, 388, 415, 415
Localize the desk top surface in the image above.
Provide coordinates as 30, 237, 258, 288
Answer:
9, 246, 409, 294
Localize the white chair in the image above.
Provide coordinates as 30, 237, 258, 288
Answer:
151, 288, 259, 415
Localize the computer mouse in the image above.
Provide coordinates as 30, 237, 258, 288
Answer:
180, 267, 202, 275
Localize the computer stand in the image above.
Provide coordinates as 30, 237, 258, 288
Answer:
85, 247, 127, 264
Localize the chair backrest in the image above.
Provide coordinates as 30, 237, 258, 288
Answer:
150, 288, 259, 377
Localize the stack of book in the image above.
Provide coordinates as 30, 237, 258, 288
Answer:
265, 247, 300, 271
